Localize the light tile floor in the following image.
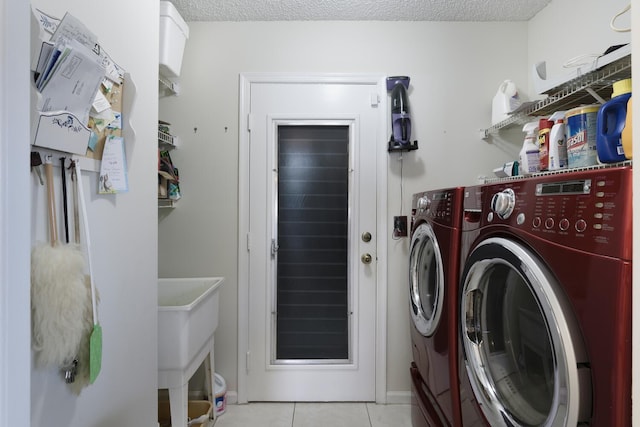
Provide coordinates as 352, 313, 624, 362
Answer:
210, 402, 411, 427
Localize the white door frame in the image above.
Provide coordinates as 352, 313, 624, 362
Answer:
238, 73, 389, 403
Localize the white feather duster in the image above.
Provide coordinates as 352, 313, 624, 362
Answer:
31, 242, 90, 368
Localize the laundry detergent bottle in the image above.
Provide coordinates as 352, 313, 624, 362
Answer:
621, 96, 632, 159
538, 118, 553, 171
519, 121, 540, 175
596, 78, 631, 163
548, 111, 568, 170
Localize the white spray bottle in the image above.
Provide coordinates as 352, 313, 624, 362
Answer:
548, 111, 568, 170
519, 121, 540, 175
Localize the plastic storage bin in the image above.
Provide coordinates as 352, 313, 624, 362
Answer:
160, 1, 190, 78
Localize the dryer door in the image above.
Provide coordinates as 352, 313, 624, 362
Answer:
409, 222, 444, 336
460, 237, 592, 427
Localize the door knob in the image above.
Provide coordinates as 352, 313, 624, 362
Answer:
361, 253, 372, 264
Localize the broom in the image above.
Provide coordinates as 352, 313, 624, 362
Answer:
31, 157, 89, 368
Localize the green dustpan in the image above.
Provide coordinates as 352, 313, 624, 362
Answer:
89, 323, 102, 383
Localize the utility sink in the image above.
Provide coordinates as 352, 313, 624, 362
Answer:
158, 276, 223, 374
158, 277, 223, 427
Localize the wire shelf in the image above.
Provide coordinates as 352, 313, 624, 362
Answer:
159, 75, 180, 97
484, 160, 632, 184
158, 198, 176, 208
483, 51, 632, 138
158, 130, 177, 149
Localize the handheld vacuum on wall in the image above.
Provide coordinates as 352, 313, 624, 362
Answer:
387, 76, 418, 152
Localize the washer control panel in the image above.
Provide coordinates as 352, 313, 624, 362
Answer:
483, 166, 632, 259
412, 188, 464, 228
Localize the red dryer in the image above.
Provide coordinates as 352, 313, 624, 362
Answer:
409, 187, 464, 427
457, 166, 632, 426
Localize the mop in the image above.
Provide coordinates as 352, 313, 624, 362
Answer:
31, 157, 89, 368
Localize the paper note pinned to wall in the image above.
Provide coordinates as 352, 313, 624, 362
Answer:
98, 135, 128, 194
92, 90, 111, 113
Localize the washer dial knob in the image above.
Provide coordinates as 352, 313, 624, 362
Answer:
417, 196, 431, 212
491, 188, 516, 219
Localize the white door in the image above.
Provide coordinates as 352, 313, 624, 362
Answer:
244, 76, 383, 401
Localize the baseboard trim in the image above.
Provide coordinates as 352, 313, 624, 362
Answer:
225, 391, 238, 404
385, 391, 411, 405
193, 389, 403, 405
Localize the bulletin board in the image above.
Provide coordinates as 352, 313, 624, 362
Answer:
31, 7, 127, 164
86, 79, 124, 161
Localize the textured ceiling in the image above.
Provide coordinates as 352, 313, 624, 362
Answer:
170, 0, 553, 22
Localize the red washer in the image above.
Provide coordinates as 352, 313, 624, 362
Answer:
409, 187, 464, 427
458, 166, 632, 426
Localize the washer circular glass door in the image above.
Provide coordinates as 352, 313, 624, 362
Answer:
460, 237, 591, 427
409, 222, 444, 337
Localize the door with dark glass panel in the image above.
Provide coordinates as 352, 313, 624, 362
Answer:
246, 78, 380, 401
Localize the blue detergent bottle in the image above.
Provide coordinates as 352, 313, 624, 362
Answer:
596, 78, 632, 163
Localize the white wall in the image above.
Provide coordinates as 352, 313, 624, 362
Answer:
29, 1, 159, 426
527, 0, 631, 99
1, 0, 31, 425
158, 20, 529, 396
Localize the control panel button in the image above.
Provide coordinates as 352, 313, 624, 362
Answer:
516, 213, 525, 225
559, 219, 570, 231
532, 217, 542, 228
575, 219, 587, 233
487, 212, 494, 223
545, 218, 555, 229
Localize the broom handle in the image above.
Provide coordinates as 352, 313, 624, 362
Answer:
74, 160, 98, 325
44, 160, 58, 246
72, 165, 80, 244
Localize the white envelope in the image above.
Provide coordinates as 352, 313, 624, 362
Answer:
33, 110, 91, 155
